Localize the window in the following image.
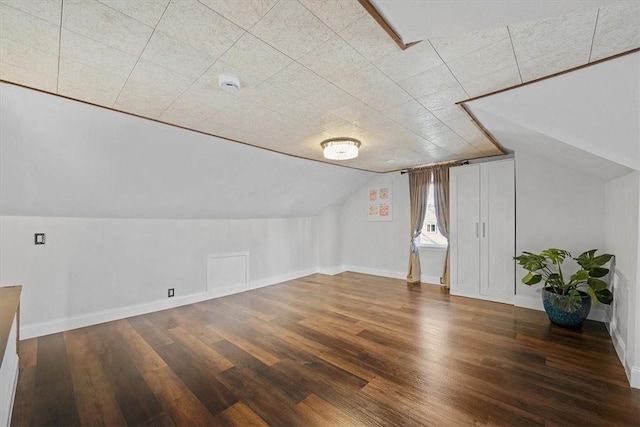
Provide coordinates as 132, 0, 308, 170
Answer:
419, 178, 448, 248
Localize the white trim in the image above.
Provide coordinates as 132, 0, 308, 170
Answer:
342, 265, 406, 280
207, 251, 250, 292
250, 268, 317, 289
417, 244, 448, 251
451, 291, 514, 305
630, 366, 640, 389
420, 275, 442, 285
513, 294, 607, 322
341, 265, 444, 286
20, 268, 317, 339
317, 265, 347, 276
0, 355, 19, 427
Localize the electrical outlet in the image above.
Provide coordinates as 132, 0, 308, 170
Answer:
168, 288, 175, 298
35, 233, 45, 245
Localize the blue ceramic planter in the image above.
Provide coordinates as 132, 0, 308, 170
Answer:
542, 288, 591, 328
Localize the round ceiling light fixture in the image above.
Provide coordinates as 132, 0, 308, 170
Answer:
320, 137, 361, 160
218, 75, 240, 92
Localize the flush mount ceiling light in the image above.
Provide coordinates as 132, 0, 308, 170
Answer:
320, 137, 361, 160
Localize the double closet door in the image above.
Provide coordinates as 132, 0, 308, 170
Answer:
450, 159, 515, 304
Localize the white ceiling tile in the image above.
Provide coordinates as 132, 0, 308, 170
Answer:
0, 0, 61, 25
159, 81, 236, 128
62, 0, 153, 56
250, 82, 323, 121
250, 0, 333, 60
219, 32, 292, 81
398, 64, 459, 99
383, 100, 439, 133
458, 125, 484, 141
330, 101, 393, 128
463, 133, 499, 154
97, 0, 169, 27
447, 37, 518, 84
126, 59, 195, 97
298, 34, 369, 80
339, 13, 399, 62
367, 121, 421, 145
430, 26, 509, 63
333, 63, 395, 99
114, 79, 179, 118
0, 38, 58, 92
442, 115, 477, 134
156, 0, 243, 58
60, 29, 137, 77
141, 30, 216, 79
590, 3, 640, 61
429, 105, 468, 122
305, 112, 351, 132
199, 0, 278, 31
267, 61, 326, 99
459, 65, 521, 97
417, 84, 468, 110
510, 9, 598, 82
352, 111, 394, 130
360, 84, 413, 111
440, 138, 484, 157
304, 82, 356, 112
298, 0, 367, 33
374, 41, 444, 82
417, 121, 460, 144
58, 58, 127, 106
1, 3, 60, 55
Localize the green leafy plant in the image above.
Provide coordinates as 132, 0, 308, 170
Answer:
513, 249, 614, 312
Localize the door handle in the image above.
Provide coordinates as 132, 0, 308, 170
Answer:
476, 222, 479, 238
482, 222, 486, 238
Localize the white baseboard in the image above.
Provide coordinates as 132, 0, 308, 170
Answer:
250, 268, 317, 289
342, 265, 406, 280
340, 265, 444, 286
513, 294, 606, 322
421, 275, 442, 285
21, 268, 318, 339
21, 291, 216, 339
630, 366, 640, 389
317, 265, 347, 276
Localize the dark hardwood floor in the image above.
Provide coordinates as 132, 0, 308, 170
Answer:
11, 272, 640, 426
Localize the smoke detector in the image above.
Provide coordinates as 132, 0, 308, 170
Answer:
219, 75, 240, 92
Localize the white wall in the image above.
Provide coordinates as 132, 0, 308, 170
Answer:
0, 83, 374, 219
604, 171, 640, 386
0, 215, 318, 337
340, 172, 445, 284
514, 152, 607, 313
318, 205, 342, 275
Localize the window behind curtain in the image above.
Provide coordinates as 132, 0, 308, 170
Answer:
420, 175, 448, 248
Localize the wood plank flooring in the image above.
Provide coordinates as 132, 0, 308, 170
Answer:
11, 272, 640, 426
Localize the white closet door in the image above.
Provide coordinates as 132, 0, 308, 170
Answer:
450, 164, 481, 297
480, 160, 515, 303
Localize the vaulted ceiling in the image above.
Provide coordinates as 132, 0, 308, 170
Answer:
1, 0, 638, 172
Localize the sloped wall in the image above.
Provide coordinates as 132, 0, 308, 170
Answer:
0, 83, 375, 337
0, 83, 374, 219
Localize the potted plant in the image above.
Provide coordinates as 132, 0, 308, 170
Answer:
513, 249, 613, 328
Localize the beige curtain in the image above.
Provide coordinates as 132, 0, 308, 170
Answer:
407, 169, 431, 283
433, 167, 451, 287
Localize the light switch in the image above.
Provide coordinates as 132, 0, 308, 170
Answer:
35, 233, 45, 245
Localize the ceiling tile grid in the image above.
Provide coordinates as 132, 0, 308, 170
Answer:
1, 0, 638, 172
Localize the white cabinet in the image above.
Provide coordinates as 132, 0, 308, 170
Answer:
450, 159, 515, 304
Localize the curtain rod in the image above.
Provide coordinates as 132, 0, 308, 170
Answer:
400, 160, 468, 174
